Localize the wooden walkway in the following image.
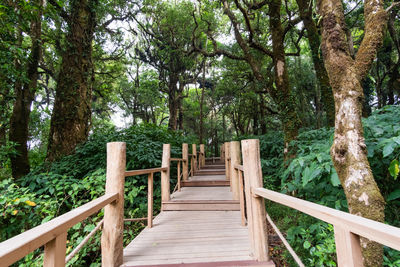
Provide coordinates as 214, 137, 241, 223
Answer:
122, 162, 274, 266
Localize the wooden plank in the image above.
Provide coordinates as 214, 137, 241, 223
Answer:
183, 144, 189, 181
121, 259, 274, 267
181, 181, 230, 187
241, 139, 269, 261
170, 187, 233, 200
200, 144, 205, 167
238, 171, 246, 226
147, 173, 154, 228
334, 226, 363, 267
161, 144, 171, 204
0, 193, 117, 267
125, 167, 168, 177
252, 187, 400, 251
102, 142, 126, 266
234, 164, 243, 171
162, 201, 240, 211
123, 210, 253, 266
43, 232, 67, 267
192, 144, 197, 171
230, 141, 240, 200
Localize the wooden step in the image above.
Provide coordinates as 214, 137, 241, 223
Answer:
162, 200, 240, 211
202, 165, 225, 169
194, 170, 225, 176
129, 260, 275, 266
181, 180, 230, 187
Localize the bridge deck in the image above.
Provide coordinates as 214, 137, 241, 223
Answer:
122, 164, 274, 267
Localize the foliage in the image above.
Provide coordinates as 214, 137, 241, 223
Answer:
1, 124, 192, 265
261, 106, 400, 266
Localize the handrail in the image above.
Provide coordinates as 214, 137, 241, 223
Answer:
170, 158, 185, 161
0, 193, 118, 266
252, 187, 400, 251
125, 167, 167, 177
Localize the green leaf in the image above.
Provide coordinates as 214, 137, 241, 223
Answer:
330, 171, 340, 187
383, 143, 395, 157
387, 189, 400, 201
304, 240, 311, 249
388, 159, 399, 179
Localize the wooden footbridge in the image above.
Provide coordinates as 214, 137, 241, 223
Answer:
1, 140, 400, 267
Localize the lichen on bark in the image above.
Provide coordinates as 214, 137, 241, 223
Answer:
318, 0, 387, 265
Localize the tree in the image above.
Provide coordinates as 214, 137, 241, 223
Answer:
296, 0, 335, 126
318, 0, 395, 265
8, 0, 43, 178
134, 1, 204, 130
46, 0, 98, 161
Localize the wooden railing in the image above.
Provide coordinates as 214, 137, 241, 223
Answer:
0, 142, 205, 267
225, 139, 400, 266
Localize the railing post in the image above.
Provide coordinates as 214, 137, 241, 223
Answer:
177, 161, 181, 191
230, 141, 240, 201
182, 143, 188, 181
101, 142, 126, 267
241, 139, 269, 261
224, 142, 230, 182
334, 226, 363, 267
200, 144, 205, 168
161, 144, 171, 206
43, 232, 67, 267
192, 144, 197, 171
220, 144, 225, 162
147, 173, 154, 228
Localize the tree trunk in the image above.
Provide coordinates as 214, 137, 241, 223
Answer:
167, 73, 180, 130
47, 0, 96, 161
9, 0, 43, 178
296, 0, 335, 127
318, 0, 387, 265
269, 0, 302, 156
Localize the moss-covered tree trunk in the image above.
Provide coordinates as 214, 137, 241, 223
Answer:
296, 0, 335, 127
47, 0, 96, 161
318, 0, 387, 265
9, 0, 43, 178
269, 0, 302, 155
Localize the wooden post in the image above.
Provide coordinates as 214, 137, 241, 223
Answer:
238, 170, 246, 226
220, 144, 225, 162
230, 141, 240, 201
43, 232, 67, 267
192, 144, 197, 171
200, 144, 205, 168
241, 139, 269, 261
161, 144, 171, 206
147, 172, 154, 228
177, 161, 181, 192
334, 226, 363, 267
224, 142, 230, 181
101, 142, 126, 267
182, 143, 188, 181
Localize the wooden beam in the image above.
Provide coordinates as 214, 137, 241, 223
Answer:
44, 232, 67, 267
102, 142, 126, 267
161, 144, 171, 205
224, 142, 230, 182
182, 143, 188, 181
125, 167, 167, 177
252, 187, 400, 251
334, 226, 363, 267
241, 139, 269, 261
229, 141, 240, 201
200, 144, 205, 168
0, 193, 117, 266
192, 144, 198, 171
238, 171, 246, 226
147, 173, 154, 228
